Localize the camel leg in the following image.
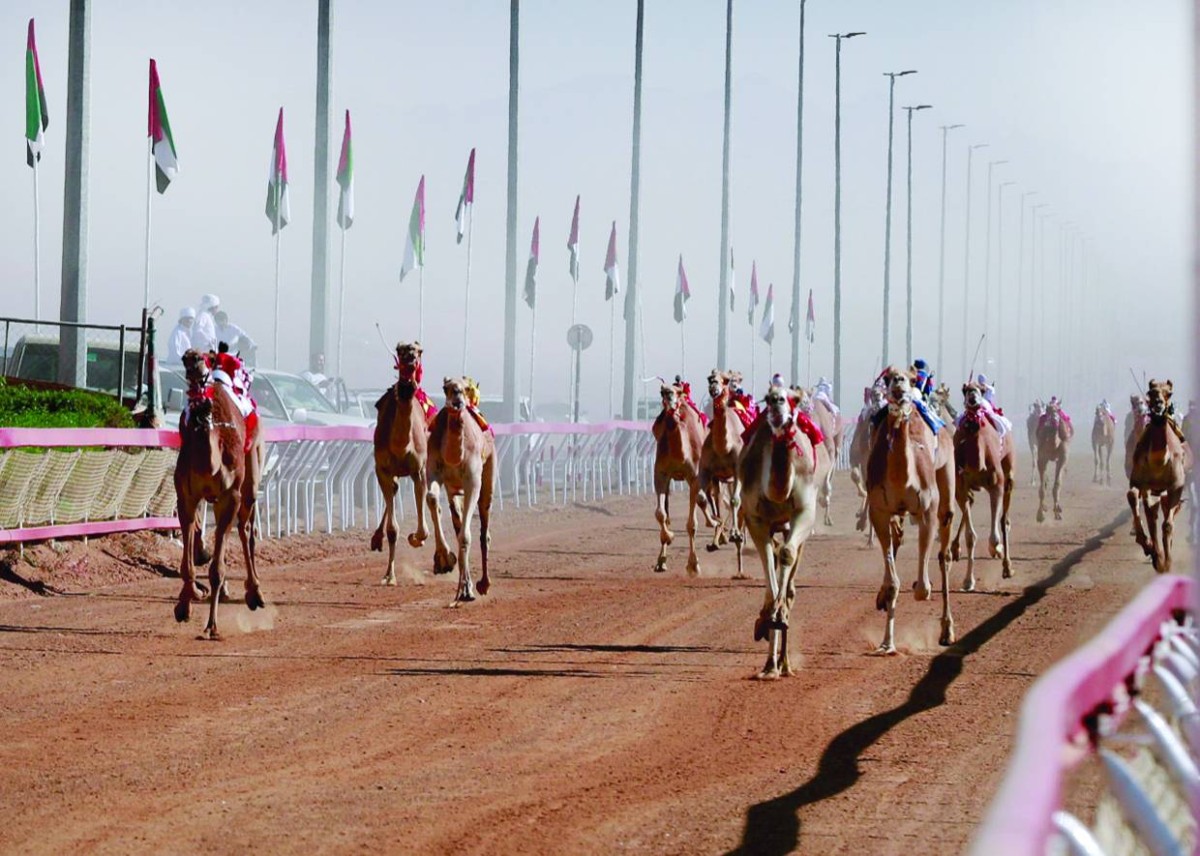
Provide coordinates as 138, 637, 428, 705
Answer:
987, 482, 1004, 561
913, 508, 934, 601
1160, 488, 1182, 574
1145, 493, 1163, 573
704, 474, 723, 553
239, 494, 264, 611
1092, 444, 1100, 483
821, 468, 834, 527
454, 480, 481, 603
1052, 458, 1066, 520
426, 479, 456, 575
730, 478, 747, 580
951, 476, 966, 563
1000, 474, 1014, 579
174, 494, 205, 623
747, 519, 782, 679
374, 472, 400, 585
1105, 445, 1113, 486
958, 491, 976, 592
203, 496, 237, 640
870, 506, 900, 655
653, 474, 672, 573
685, 479, 701, 576
409, 470, 430, 549
1036, 460, 1048, 523
476, 456, 495, 596
1128, 487, 1152, 557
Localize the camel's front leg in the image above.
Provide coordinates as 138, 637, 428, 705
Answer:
746, 518, 782, 679
1127, 487, 1152, 556
870, 506, 901, 655
1092, 445, 1100, 483
704, 476, 724, 552
958, 491, 976, 592
204, 497, 237, 640
913, 507, 935, 601
821, 468, 834, 527
986, 482, 1004, 560
1036, 461, 1048, 523
476, 456, 495, 596
1145, 492, 1163, 573
1159, 488, 1182, 574
1105, 445, 1114, 486
730, 479, 747, 580
454, 480, 481, 603
408, 469, 429, 549
999, 476, 1014, 578
374, 472, 399, 585
653, 476, 672, 573
174, 496, 205, 623
1052, 459, 1066, 520
426, 479, 456, 575
685, 479, 702, 576
238, 498, 264, 611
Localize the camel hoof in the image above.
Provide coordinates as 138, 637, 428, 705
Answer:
990, 543, 1003, 560
686, 557, 700, 577
1001, 565, 1013, 579
195, 547, 212, 567
174, 601, 190, 623
455, 587, 477, 603
731, 572, 749, 581
653, 556, 668, 574
753, 668, 782, 681
370, 530, 384, 552
477, 577, 490, 596
939, 625, 956, 646
717, 531, 729, 547
1054, 509, 1063, 521
1151, 553, 1161, 572
753, 615, 769, 642
962, 576, 976, 593
204, 623, 221, 641
381, 574, 397, 586
433, 552, 456, 575
407, 533, 426, 549
780, 664, 796, 677
245, 589, 265, 611
1036, 509, 1046, 523
912, 582, 931, 602
705, 543, 719, 553
873, 643, 898, 656
218, 582, 232, 604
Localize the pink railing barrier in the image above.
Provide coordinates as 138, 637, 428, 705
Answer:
970, 574, 1197, 854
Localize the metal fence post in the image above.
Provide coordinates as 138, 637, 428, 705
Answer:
116, 324, 126, 403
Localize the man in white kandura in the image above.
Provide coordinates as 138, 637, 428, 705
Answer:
166, 307, 194, 364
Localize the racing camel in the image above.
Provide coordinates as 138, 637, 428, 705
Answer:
865, 367, 957, 654
849, 384, 886, 541
698, 369, 747, 578
1091, 403, 1116, 485
173, 349, 265, 639
426, 377, 496, 602
1035, 398, 1074, 522
952, 382, 1016, 590
738, 382, 829, 679
651, 380, 716, 575
371, 342, 434, 585
795, 386, 841, 526
1127, 380, 1192, 573
1124, 394, 1150, 480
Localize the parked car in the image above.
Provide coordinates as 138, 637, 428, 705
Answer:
162, 367, 374, 428
6, 332, 159, 409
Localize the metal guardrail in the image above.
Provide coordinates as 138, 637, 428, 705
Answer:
971, 575, 1197, 856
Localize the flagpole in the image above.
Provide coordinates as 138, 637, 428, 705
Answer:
528, 296, 537, 419
608, 299, 616, 418
142, 136, 153, 311
273, 185, 282, 370
33, 159, 41, 320
680, 319, 686, 381
418, 266, 425, 344
463, 208, 474, 373
807, 338, 813, 386
750, 323, 756, 393
569, 272, 578, 422
336, 226, 347, 378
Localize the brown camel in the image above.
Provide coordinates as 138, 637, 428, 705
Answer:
1026, 401, 1044, 486
849, 384, 886, 541
698, 369, 746, 579
794, 386, 841, 526
865, 367, 956, 654
651, 380, 716, 575
1035, 398, 1073, 522
173, 349, 265, 639
1091, 404, 1116, 485
426, 377, 496, 602
931, 382, 958, 428
1127, 380, 1193, 573
371, 342, 433, 585
738, 382, 829, 679
952, 382, 1016, 589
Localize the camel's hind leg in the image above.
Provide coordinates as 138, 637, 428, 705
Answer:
1092, 444, 1101, 483
821, 467, 834, 527
653, 475, 672, 573
476, 456, 495, 596
704, 476, 724, 553
1104, 444, 1114, 486
203, 496, 237, 640
373, 470, 400, 585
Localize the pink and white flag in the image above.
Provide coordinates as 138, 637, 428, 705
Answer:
673, 255, 690, 323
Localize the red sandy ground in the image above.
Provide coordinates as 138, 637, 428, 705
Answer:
0, 465, 1180, 854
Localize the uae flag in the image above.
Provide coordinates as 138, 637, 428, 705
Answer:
265, 108, 290, 233
747, 262, 760, 326
147, 61, 178, 192
604, 221, 620, 301
567, 195, 580, 282
524, 216, 539, 309
399, 176, 425, 282
25, 19, 48, 167
454, 148, 475, 244
335, 110, 353, 229
674, 255, 691, 323
759, 284, 775, 344
805, 289, 815, 343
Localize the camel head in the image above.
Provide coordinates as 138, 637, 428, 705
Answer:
869, 384, 886, 412
962, 381, 986, 412
762, 384, 794, 433
443, 377, 470, 413
789, 386, 815, 414
707, 369, 729, 400
182, 349, 211, 390
1147, 379, 1173, 417
395, 341, 423, 383
1030, 400, 1045, 416
660, 382, 682, 417
881, 366, 916, 410
1130, 394, 1147, 413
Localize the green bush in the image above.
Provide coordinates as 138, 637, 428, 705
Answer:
0, 378, 134, 428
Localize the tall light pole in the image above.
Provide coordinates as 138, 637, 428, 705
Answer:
1016, 190, 1036, 404
828, 30, 865, 404
995, 180, 1015, 392
936, 123, 964, 374
502, 0, 520, 422
881, 69, 917, 367
1038, 211, 1054, 395
960, 142, 988, 380
982, 158, 1007, 370
622, 0, 644, 419
717, 0, 733, 370
903, 104, 932, 366
309, 0, 333, 372
1030, 203, 1048, 397
789, 0, 807, 385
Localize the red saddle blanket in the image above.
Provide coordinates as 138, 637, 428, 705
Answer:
741, 411, 824, 465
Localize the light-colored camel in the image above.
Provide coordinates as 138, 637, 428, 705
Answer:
173, 349, 265, 639
371, 342, 432, 585
651, 381, 716, 575
426, 377, 495, 602
1091, 405, 1115, 486
1035, 399, 1074, 522
738, 383, 829, 679
1026, 401, 1045, 486
1125, 395, 1150, 480
931, 382, 958, 429
1127, 380, 1193, 573
698, 369, 746, 579
849, 385, 886, 541
952, 382, 1015, 590
795, 386, 842, 526
865, 367, 956, 654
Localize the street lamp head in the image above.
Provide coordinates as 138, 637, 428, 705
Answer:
899, 69, 917, 76
846, 31, 866, 38
1000, 181, 1016, 188
971, 143, 989, 150
915, 104, 932, 110
990, 159, 1009, 167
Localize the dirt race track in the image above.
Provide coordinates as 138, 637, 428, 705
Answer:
0, 463, 1185, 854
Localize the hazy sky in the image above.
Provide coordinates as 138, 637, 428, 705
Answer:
0, 1, 1190, 417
